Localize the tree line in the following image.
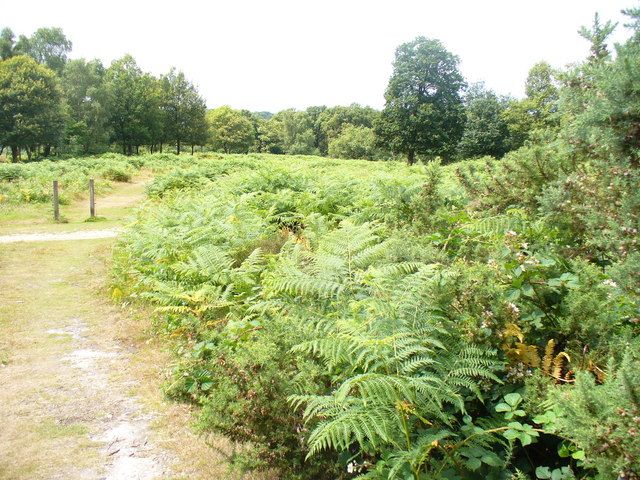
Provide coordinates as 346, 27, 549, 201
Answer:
0, 26, 560, 163
0, 27, 207, 161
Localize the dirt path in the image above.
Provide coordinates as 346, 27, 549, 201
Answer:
0, 238, 171, 479
0, 179, 173, 479
0, 229, 120, 244
0, 180, 272, 480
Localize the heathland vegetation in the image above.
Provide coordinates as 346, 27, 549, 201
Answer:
1, 6, 639, 480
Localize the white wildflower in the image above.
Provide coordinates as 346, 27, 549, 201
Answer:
507, 302, 520, 315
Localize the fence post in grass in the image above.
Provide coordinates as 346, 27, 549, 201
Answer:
52, 180, 60, 221
89, 178, 95, 218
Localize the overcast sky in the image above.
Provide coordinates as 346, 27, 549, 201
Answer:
1, 0, 634, 111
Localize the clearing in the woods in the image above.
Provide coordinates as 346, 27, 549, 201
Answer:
0, 178, 268, 480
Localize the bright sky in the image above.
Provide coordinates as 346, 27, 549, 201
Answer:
1, 0, 633, 112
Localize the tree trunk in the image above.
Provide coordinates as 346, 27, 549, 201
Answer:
159, 142, 163, 153
407, 149, 416, 166
122, 143, 127, 155
191, 145, 194, 155
176, 140, 181, 155
26, 146, 32, 162
10, 146, 19, 163
127, 144, 133, 156
44, 145, 51, 157
135, 145, 139, 155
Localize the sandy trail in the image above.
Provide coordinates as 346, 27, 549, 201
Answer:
0, 229, 120, 243
0, 238, 172, 480
0, 179, 172, 479
0, 177, 273, 480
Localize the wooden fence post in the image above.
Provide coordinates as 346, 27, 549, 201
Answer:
89, 178, 95, 218
52, 180, 60, 221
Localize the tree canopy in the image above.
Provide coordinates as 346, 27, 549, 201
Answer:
376, 36, 466, 164
207, 106, 255, 154
0, 55, 64, 161
161, 68, 208, 154
457, 83, 510, 159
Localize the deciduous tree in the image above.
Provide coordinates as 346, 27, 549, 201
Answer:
206, 106, 255, 154
262, 109, 318, 155
457, 83, 510, 159
502, 61, 559, 149
0, 55, 64, 161
19, 27, 72, 74
61, 58, 110, 154
161, 69, 207, 154
376, 37, 466, 164
104, 55, 159, 155
0, 28, 15, 60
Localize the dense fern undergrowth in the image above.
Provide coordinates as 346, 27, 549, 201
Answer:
107, 140, 640, 480
110, 35, 640, 480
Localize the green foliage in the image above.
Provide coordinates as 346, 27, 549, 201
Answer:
457, 84, 510, 159
328, 125, 381, 160
61, 58, 110, 154
114, 144, 639, 479
104, 55, 163, 155
0, 152, 180, 205
539, 351, 640, 478
206, 106, 255, 153
0, 55, 64, 161
376, 36, 466, 164
319, 104, 380, 156
501, 62, 560, 150
0, 28, 14, 61
260, 109, 319, 155
0, 26, 71, 73
18, 27, 72, 74
578, 13, 617, 63
161, 69, 208, 154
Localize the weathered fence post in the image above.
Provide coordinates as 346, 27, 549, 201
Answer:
89, 178, 95, 218
52, 180, 60, 221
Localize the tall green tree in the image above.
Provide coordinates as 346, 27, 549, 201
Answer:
305, 105, 327, 154
104, 55, 160, 155
0, 55, 64, 161
242, 110, 265, 152
457, 83, 510, 159
161, 69, 207, 154
18, 27, 72, 74
376, 36, 466, 164
61, 58, 110, 154
207, 106, 255, 153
